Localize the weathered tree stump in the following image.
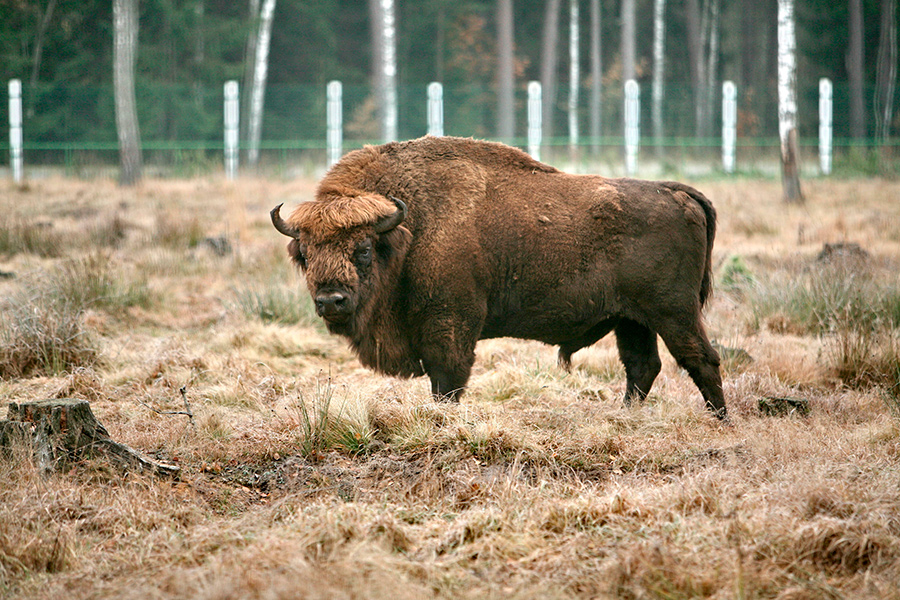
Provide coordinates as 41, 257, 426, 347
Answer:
1, 399, 179, 477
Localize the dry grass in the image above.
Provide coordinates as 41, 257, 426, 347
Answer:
2, 175, 900, 599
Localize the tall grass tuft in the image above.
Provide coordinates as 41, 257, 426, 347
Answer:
0, 294, 98, 378
0, 254, 152, 378
285, 379, 375, 459
232, 281, 319, 326
747, 259, 900, 335
0, 215, 64, 257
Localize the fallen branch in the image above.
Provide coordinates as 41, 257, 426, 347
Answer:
136, 386, 196, 431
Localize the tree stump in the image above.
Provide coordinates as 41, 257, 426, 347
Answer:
1, 399, 179, 477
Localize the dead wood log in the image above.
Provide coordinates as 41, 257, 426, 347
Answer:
1, 399, 179, 477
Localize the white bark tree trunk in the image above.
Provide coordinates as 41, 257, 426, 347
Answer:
497, 0, 515, 141
651, 0, 666, 149
589, 0, 602, 151
113, 0, 142, 186
568, 0, 579, 166
246, 0, 276, 168
240, 0, 260, 152
621, 0, 635, 83
378, 0, 398, 142
778, 0, 803, 202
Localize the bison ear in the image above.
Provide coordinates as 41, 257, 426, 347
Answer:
373, 196, 407, 234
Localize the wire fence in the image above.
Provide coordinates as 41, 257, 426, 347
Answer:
2, 80, 897, 177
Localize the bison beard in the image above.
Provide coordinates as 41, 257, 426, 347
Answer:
272, 136, 727, 419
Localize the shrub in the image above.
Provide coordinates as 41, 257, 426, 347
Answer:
747, 260, 900, 335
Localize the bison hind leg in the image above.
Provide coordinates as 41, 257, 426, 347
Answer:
615, 319, 662, 406
558, 318, 618, 373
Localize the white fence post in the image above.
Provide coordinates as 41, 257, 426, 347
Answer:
9, 79, 23, 183
528, 81, 542, 161
624, 79, 640, 176
722, 80, 737, 174
819, 78, 832, 175
327, 80, 343, 167
427, 82, 443, 136
223, 80, 239, 180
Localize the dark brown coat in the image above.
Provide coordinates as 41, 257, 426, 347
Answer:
272, 136, 725, 418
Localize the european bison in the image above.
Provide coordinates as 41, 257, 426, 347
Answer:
272, 136, 726, 418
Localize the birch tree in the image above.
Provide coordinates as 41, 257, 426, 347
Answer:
371, 0, 397, 142
497, 0, 515, 141
848, 0, 866, 139
246, 0, 276, 168
589, 0, 601, 151
113, 0, 142, 186
651, 0, 665, 149
568, 0, 579, 165
874, 0, 897, 144
540, 0, 562, 144
240, 0, 260, 153
621, 0, 635, 83
778, 0, 803, 203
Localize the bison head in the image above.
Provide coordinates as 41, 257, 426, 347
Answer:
271, 194, 409, 334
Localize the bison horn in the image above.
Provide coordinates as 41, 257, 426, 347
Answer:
270, 203, 300, 238
373, 196, 407, 233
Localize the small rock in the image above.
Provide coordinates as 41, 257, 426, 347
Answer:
758, 396, 810, 417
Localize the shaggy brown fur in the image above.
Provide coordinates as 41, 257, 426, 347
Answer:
274, 136, 726, 418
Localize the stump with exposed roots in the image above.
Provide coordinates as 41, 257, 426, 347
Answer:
0, 399, 179, 476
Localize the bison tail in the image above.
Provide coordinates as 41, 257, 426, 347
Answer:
664, 182, 717, 308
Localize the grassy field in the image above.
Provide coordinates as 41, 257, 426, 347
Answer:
1, 174, 899, 599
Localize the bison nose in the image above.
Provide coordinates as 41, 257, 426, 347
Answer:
315, 291, 351, 318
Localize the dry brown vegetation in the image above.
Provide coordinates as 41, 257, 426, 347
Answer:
1, 175, 899, 599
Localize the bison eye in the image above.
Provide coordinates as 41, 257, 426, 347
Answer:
353, 241, 373, 269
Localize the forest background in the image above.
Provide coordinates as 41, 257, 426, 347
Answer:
0, 0, 896, 169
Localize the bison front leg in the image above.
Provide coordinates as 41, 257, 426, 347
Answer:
418, 322, 480, 403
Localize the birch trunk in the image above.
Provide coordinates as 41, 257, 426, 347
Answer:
875, 0, 897, 144
497, 0, 515, 141
247, 0, 276, 168
378, 0, 397, 142
113, 0, 142, 186
621, 0, 635, 83
568, 0, 580, 166
848, 0, 866, 139
589, 0, 602, 151
540, 0, 562, 143
778, 0, 803, 203
651, 0, 665, 150
240, 0, 260, 151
